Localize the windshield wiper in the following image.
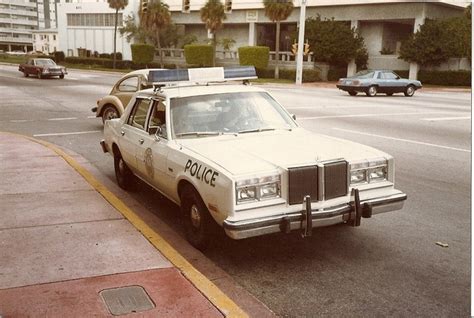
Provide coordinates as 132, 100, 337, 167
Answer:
238, 127, 292, 134
175, 131, 235, 138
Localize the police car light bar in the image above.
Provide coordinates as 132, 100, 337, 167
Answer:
148, 66, 257, 86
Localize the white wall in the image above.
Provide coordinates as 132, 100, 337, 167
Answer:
57, 1, 139, 60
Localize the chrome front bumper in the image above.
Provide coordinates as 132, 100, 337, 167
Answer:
223, 192, 407, 240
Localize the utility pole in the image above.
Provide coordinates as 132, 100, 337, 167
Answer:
295, 0, 306, 85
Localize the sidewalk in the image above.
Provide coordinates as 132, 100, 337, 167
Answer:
0, 132, 251, 317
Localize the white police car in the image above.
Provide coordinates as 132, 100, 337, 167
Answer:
100, 67, 407, 249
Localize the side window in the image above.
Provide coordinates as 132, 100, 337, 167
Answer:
127, 98, 151, 130
30, 59, 35, 65
148, 100, 167, 138
377, 72, 384, 79
384, 72, 398, 80
118, 76, 138, 92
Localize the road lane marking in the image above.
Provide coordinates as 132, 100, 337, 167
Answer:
47, 117, 78, 121
333, 128, 471, 153
88, 115, 97, 119
33, 130, 102, 137
300, 111, 451, 120
7, 132, 248, 318
421, 116, 471, 122
10, 119, 34, 123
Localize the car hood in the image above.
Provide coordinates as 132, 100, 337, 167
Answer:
177, 128, 387, 176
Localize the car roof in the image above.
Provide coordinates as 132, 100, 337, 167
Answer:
120, 68, 164, 79
136, 83, 267, 99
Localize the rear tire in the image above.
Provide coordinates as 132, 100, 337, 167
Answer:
366, 85, 377, 97
181, 185, 218, 250
102, 105, 119, 124
348, 91, 357, 96
404, 85, 415, 97
114, 151, 135, 191
38, 72, 42, 79
386, 93, 393, 96
59, 74, 64, 79
23, 72, 28, 77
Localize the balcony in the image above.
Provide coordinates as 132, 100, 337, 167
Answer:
0, 36, 33, 44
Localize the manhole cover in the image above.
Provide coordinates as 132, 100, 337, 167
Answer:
100, 285, 155, 316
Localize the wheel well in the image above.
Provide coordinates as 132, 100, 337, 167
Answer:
177, 179, 195, 200
112, 143, 120, 158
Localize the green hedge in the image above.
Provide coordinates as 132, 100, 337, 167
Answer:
64, 57, 132, 69
184, 44, 213, 67
131, 44, 155, 64
238, 46, 269, 70
418, 70, 470, 86
53, 51, 65, 62
257, 68, 321, 82
327, 68, 347, 81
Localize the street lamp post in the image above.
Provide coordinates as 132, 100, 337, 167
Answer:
295, 0, 306, 85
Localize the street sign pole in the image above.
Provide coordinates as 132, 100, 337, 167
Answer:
295, 0, 306, 85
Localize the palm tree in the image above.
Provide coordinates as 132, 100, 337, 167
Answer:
140, 1, 171, 68
263, 0, 294, 79
108, 0, 128, 69
200, 0, 226, 66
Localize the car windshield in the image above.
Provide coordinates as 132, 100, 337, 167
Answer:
351, 70, 375, 79
170, 91, 296, 138
35, 59, 56, 66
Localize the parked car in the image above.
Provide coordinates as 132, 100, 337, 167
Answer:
18, 58, 67, 79
337, 70, 422, 97
92, 69, 160, 123
100, 67, 407, 249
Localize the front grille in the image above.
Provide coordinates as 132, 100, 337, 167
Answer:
324, 161, 348, 199
288, 165, 318, 205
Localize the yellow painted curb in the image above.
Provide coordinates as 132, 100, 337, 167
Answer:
7, 133, 248, 318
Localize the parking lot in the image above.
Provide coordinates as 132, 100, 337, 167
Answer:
0, 64, 470, 317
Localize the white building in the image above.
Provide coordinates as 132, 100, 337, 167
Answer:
57, 0, 139, 60
32, 28, 58, 54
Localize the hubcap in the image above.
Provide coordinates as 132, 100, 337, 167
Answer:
105, 109, 118, 120
407, 87, 414, 95
190, 205, 201, 228
369, 87, 376, 95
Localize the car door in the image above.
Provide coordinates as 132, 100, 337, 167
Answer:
118, 98, 153, 175
382, 71, 403, 93
136, 99, 173, 194
115, 76, 139, 109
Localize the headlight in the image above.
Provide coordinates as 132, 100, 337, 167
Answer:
236, 175, 280, 204
350, 158, 387, 185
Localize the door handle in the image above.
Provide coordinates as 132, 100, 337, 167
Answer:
139, 139, 144, 144
120, 130, 125, 136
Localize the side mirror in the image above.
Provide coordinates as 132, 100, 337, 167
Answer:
292, 114, 297, 120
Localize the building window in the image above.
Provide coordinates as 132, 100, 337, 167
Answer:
66, 13, 122, 27
53, 35, 56, 40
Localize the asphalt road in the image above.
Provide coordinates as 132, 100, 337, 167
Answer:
0, 64, 470, 317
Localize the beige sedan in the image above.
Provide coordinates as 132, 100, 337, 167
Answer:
92, 69, 159, 123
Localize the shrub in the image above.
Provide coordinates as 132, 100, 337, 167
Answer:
63, 56, 132, 69
418, 70, 471, 86
327, 68, 347, 81
111, 52, 122, 61
184, 44, 213, 67
53, 51, 65, 62
256, 68, 321, 82
131, 43, 155, 64
238, 46, 269, 70
99, 53, 111, 59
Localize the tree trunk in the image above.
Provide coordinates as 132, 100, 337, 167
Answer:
212, 31, 216, 67
274, 21, 280, 79
113, 8, 118, 69
157, 31, 163, 68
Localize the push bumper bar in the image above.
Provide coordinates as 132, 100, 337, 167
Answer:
223, 191, 407, 240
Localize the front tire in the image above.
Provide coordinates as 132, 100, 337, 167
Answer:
181, 185, 217, 250
348, 91, 357, 96
404, 85, 415, 97
102, 105, 119, 124
366, 85, 377, 97
114, 152, 134, 191
59, 74, 64, 79
23, 72, 28, 77
38, 72, 42, 79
